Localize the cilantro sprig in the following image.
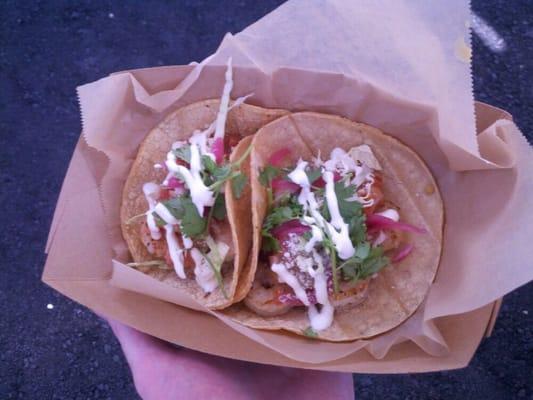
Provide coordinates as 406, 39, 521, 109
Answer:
173, 146, 191, 163
302, 327, 318, 338
338, 244, 389, 282
206, 143, 252, 198
259, 165, 281, 209
154, 142, 252, 239
261, 198, 304, 253
160, 197, 206, 238
258, 165, 282, 187
322, 183, 389, 285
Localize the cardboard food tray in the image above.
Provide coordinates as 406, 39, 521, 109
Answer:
42, 94, 513, 373
43, 0, 533, 373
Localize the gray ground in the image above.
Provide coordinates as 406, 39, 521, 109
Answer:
0, 1, 531, 399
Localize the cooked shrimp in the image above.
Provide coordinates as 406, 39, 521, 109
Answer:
244, 263, 293, 317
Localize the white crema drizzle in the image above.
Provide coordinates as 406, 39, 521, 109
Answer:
140, 59, 237, 293
269, 145, 382, 331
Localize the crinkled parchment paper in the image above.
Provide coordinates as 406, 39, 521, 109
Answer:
43, 0, 532, 369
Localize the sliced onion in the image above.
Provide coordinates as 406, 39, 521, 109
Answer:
166, 177, 185, 190
312, 171, 342, 188
212, 137, 224, 164
366, 214, 427, 234
268, 148, 291, 167
392, 244, 414, 263
271, 219, 310, 240
158, 188, 171, 201
272, 177, 300, 195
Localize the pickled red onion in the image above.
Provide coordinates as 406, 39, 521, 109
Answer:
166, 177, 184, 190
272, 177, 300, 195
312, 171, 342, 188
271, 219, 310, 240
212, 137, 224, 164
392, 244, 414, 263
366, 214, 426, 234
268, 148, 291, 167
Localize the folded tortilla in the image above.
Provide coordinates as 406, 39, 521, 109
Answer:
120, 99, 288, 309
224, 112, 444, 340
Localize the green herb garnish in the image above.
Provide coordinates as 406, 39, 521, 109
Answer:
260, 198, 303, 253
306, 168, 322, 185
321, 181, 361, 221
127, 260, 172, 270
258, 165, 282, 187
173, 145, 191, 164
231, 171, 247, 199
152, 212, 166, 227
211, 194, 226, 221
161, 197, 206, 238
202, 155, 217, 174
302, 327, 318, 338
338, 245, 389, 282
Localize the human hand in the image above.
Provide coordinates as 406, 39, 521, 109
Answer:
108, 318, 354, 400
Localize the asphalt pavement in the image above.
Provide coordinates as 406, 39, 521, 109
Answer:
0, 1, 531, 399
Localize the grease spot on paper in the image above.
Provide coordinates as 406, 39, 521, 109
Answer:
454, 37, 472, 63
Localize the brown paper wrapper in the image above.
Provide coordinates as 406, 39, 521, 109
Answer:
43, 1, 532, 372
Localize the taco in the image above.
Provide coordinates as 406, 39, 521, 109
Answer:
120, 63, 288, 309
224, 112, 444, 340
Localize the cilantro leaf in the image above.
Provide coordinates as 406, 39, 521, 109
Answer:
321, 181, 359, 220
306, 168, 322, 184
302, 327, 318, 338
231, 172, 247, 199
162, 196, 206, 238
258, 165, 281, 187
202, 155, 217, 174
354, 241, 371, 259
348, 214, 367, 244
261, 199, 303, 253
161, 197, 186, 219
334, 181, 362, 220
212, 194, 226, 221
212, 164, 232, 182
361, 246, 389, 274
339, 244, 389, 282
321, 200, 331, 221
320, 181, 366, 243
152, 212, 166, 227
262, 202, 303, 234
261, 231, 280, 253
173, 146, 191, 164
180, 200, 207, 238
